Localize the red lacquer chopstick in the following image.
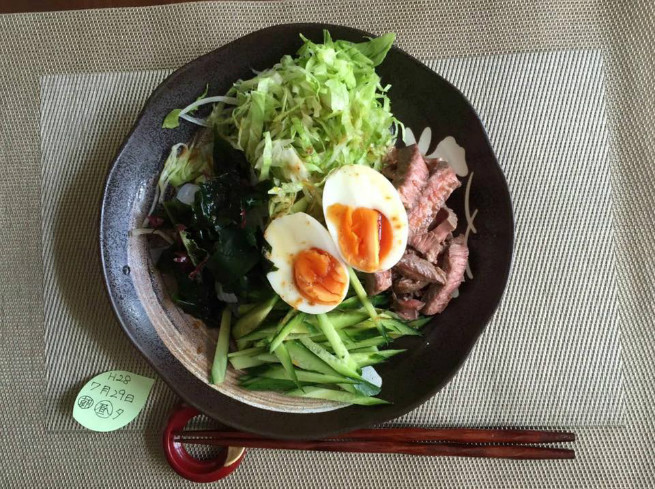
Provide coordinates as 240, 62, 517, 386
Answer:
179, 427, 575, 444
175, 436, 574, 460
175, 427, 576, 460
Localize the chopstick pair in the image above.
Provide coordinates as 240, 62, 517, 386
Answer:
175, 427, 575, 460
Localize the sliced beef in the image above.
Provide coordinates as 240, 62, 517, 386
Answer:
365, 270, 392, 296
409, 206, 458, 262
422, 235, 469, 315
393, 296, 425, 321
429, 205, 458, 232
394, 252, 446, 284
393, 277, 429, 294
406, 162, 461, 237
390, 145, 429, 210
410, 233, 448, 263
382, 147, 464, 318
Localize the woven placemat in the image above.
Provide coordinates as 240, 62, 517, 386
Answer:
40, 48, 621, 432
40, 70, 178, 433
2, 1, 654, 487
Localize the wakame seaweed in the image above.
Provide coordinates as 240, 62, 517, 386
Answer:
155, 134, 273, 325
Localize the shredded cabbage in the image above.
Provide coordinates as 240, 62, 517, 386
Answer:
157, 130, 214, 203
208, 31, 399, 217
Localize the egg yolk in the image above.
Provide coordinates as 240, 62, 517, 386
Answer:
326, 204, 393, 272
293, 247, 348, 306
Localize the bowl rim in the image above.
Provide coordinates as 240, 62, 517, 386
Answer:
100, 22, 514, 439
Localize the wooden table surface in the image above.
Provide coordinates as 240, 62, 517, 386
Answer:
1, 0, 256, 14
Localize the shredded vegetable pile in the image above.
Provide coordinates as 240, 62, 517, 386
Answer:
163, 31, 399, 218
222, 294, 431, 404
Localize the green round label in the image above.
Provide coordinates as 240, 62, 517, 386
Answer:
73, 370, 155, 432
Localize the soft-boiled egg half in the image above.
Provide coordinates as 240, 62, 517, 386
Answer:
323, 165, 408, 273
265, 212, 349, 314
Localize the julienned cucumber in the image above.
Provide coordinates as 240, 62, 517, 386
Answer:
210, 308, 232, 384
272, 342, 301, 389
316, 313, 353, 363
348, 268, 389, 342
232, 295, 279, 339
214, 293, 430, 405
287, 386, 390, 406
269, 312, 305, 353
248, 365, 357, 385
286, 340, 339, 376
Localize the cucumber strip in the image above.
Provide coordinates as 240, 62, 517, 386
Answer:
337, 328, 357, 343
283, 320, 325, 341
280, 321, 316, 337
342, 325, 398, 344
335, 380, 379, 397
227, 346, 266, 358
351, 349, 406, 367
272, 342, 301, 389
240, 377, 297, 392
237, 303, 257, 315
236, 324, 277, 344
316, 340, 335, 353
337, 295, 365, 310
343, 380, 381, 397
347, 319, 380, 331
337, 383, 358, 394
302, 321, 321, 335
344, 336, 389, 350
381, 309, 401, 320
229, 355, 267, 370
285, 317, 347, 342
316, 313, 352, 362
349, 346, 379, 353
339, 326, 385, 343
269, 320, 315, 339
380, 318, 422, 337
285, 332, 327, 342
229, 353, 280, 370
269, 312, 306, 353
255, 365, 357, 385
286, 386, 389, 406
285, 340, 340, 376
305, 311, 369, 330
409, 316, 432, 329
299, 337, 362, 379
232, 295, 279, 339
256, 353, 279, 362
276, 309, 298, 331
338, 294, 389, 310
347, 268, 378, 320
210, 308, 232, 384
348, 267, 389, 342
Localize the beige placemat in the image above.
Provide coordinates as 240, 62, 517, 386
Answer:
39, 48, 622, 432
2, 1, 654, 487
40, 70, 178, 433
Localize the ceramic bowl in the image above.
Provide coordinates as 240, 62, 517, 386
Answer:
100, 23, 513, 439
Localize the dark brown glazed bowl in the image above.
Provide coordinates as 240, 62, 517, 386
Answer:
100, 23, 513, 439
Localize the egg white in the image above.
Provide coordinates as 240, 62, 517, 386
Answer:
265, 212, 349, 314
322, 165, 409, 272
